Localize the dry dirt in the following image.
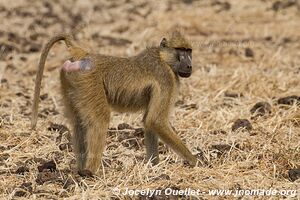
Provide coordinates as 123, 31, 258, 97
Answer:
0, 0, 300, 199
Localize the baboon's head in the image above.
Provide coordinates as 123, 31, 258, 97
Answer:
159, 31, 192, 78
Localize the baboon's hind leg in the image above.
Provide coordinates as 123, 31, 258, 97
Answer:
75, 87, 110, 174
60, 71, 87, 171
83, 109, 110, 174
73, 116, 87, 171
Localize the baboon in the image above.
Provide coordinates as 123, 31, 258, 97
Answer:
31, 32, 196, 174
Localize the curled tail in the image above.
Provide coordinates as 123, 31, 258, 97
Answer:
31, 33, 80, 128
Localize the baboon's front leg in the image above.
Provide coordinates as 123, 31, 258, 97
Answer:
144, 92, 197, 166
144, 130, 159, 165
150, 123, 197, 166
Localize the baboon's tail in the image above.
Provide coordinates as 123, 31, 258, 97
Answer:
31, 34, 74, 129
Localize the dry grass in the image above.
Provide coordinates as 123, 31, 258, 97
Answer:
0, 0, 299, 199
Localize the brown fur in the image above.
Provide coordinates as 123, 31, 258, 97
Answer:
32, 32, 197, 174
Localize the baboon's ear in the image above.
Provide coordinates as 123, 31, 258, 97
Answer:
160, 38, 167, 47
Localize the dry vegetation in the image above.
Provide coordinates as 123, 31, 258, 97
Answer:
0, 0, 300, 199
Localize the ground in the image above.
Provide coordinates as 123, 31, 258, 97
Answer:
0, 0, 299, 199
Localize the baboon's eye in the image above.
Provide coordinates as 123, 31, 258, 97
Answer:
175, 48, 186, 61
176, 52, 182, 61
